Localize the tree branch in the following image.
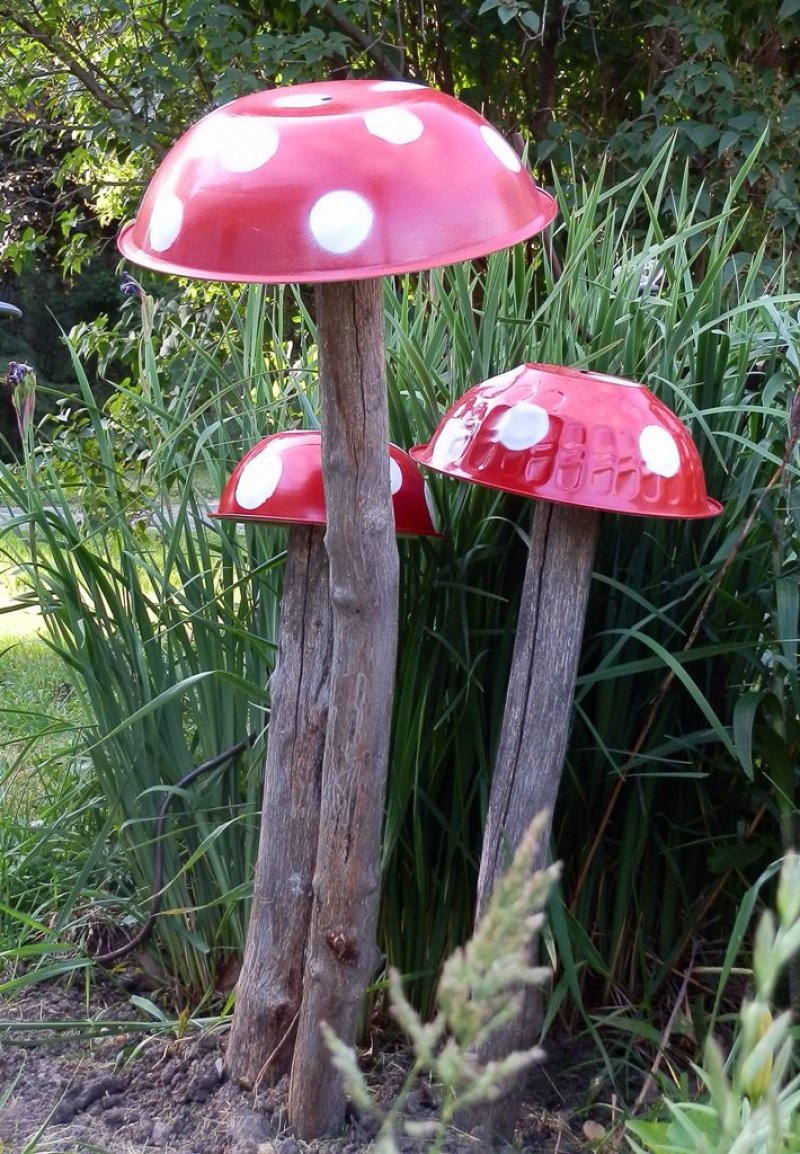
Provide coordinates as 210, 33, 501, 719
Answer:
2, 9, 133, 116
315, 0, 405, 80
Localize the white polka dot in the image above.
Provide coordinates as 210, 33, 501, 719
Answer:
495, 404, 549, 451
639, 425, 680, 478
309, 190, 374, 255
431, 417, 470, 469
372, 81, 425, 91
235, 445, 284, 509
148, 192, 183, 252
217, 118, 279, 173
364, 107, 424, 144
480, 126, 522, 172
273, 93, 333, 108
389, 457, 403, 494
424, 482, 439, 531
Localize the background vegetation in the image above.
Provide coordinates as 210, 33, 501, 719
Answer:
1, 0, 800, 1138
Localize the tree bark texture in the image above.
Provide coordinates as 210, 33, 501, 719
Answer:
470, 500, 599, 1139
288, 279, 399, 1138
226, 524, 332, 1087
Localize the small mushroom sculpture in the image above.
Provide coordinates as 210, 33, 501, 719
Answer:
118, 77, 555, 1135
411, 362, 721, 1133
0, 301, 21, 318
215, 430, 437, 1087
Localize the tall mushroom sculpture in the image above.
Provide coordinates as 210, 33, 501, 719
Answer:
215, 431, 437, 1087
411, 362, 721, 1134
118, 78, 556, 1136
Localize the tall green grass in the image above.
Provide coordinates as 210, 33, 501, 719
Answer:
0, 285, 317, 1000
381, 146, 800, 1052
1, 153, 798, 1082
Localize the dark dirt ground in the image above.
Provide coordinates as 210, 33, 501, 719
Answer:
0, 975, 602, 1154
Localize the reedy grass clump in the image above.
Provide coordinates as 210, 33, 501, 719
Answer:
382, 142, 800, 1075
0, 148, 798, 1074
0, 285, 317, 1001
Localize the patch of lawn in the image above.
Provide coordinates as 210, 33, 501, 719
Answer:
0, 546, 87, 817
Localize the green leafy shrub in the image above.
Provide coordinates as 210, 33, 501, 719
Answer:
627, 853, 800, 1154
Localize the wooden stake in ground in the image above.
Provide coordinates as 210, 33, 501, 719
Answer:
216, 430, 437, 1091
287, 279, 398, 1135
467, 499, 598, 1136
117, 79, 556, 1139
411, 362, 722, 1138
226, 522, 332, 1085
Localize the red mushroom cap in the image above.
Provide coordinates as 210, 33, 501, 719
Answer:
117, 79, 556, 283
215, 430, 440, 536
409, 364, 722, 519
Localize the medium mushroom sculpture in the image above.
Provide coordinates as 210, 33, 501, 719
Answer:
214, 430, 437, 1089
411, 362, 721, 1133
118, 77, 555, 1136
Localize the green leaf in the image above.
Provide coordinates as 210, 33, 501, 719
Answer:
732, 690, 766, 779
717, 130, 739, 156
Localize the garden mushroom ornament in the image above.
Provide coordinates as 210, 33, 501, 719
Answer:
118, 77, 555, 1136
215, 429, 439, 538
411, 362, 721, 1133
215, 431, 436, 1087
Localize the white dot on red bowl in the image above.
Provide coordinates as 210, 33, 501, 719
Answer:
217, 118, 280, 172
389, 457, 403, 494
495, 403, 550, 450
424, 483, 438, 530
431, 418, 471, 469
309, 190, 374, 254
372, 80, 425, 91
639, 425, 680, 478
273, 93, 334, 108
148, 192, 184, 252
235, 445, 284, 509
364, 107, 424, 144
480, 126, 522, 173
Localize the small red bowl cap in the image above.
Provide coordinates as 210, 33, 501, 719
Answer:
410, 364, 722, 519
117, 79, 556, 283
215, 430, 440, 537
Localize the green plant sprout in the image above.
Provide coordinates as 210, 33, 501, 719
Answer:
323, 813, 560, 1154
627, 852, 800, 1154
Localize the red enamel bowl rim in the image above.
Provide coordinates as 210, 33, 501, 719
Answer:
117, 204, 557, 284
409, 364, 723, 520
116, 79, 558, 283
213, 432, 441, 536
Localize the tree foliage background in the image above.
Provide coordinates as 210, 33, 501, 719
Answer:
3, 0, 800, 1054
2, 0, 799, 285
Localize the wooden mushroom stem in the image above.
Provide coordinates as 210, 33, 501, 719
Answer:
469, 498, 600, 1137
226, 523, 331, 1087
288, 278, 400, 1137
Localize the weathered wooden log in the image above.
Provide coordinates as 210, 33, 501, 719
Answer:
288, 278, 399, 1137
468, 499, 599, 1139
226, 523, 332, 1086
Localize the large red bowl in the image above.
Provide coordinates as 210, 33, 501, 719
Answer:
118, 79, 556, 283
410, 364, 722, 519
216, 430, 440, 536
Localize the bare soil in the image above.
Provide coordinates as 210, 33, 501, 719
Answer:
0, 975, 595, 1154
